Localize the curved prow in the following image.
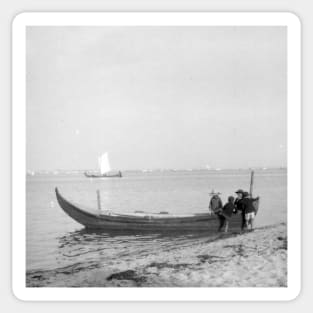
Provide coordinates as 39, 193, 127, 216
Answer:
55, 187, 65, 207
55, 187, 101, 228
55, 187, 61, 203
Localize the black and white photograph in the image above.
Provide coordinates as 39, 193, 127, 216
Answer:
12, 13, 301, 300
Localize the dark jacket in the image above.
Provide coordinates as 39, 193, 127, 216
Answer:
222, 202, 235, 219
235, 197, 258, 214
234, 198, 244, 213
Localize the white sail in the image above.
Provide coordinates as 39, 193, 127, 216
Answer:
98, 152, 111, 174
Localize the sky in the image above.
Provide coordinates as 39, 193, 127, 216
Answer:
26, 26, 287, 171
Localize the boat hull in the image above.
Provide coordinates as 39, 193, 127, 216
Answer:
55, 188, 243, 232
84, 171, 122, 178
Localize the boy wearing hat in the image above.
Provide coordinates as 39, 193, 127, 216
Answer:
234, 189, 246, 231
242, 192, 259, 231
208, 190, 223, 215
235, 190, 259, 231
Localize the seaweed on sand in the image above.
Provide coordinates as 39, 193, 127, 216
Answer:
107, 270, 147, 285
197, 254, 229, 264
277, 236, 287, 250
146, 262, 192, 270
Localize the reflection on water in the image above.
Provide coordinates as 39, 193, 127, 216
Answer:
56, 228, 219, 270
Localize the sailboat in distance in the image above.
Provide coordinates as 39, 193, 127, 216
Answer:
84, 152, 122, 178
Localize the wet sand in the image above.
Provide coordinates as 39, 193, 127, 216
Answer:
27, 223, 287, 287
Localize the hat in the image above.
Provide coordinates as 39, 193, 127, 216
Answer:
235, 189, 245, 194
209, 189, 221, 196
243, 191, 250, 197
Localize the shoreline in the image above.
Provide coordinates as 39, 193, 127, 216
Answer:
27, 223, 287, 287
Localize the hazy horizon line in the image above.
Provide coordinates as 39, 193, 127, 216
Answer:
26, 166, 287, 173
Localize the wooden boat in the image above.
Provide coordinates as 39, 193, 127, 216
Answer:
84, 171, 122, 178
55, 188, 244, 232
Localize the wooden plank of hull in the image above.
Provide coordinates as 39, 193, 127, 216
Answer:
55, 188, 242, 232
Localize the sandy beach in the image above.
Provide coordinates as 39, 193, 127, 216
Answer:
27, 223, 287, 287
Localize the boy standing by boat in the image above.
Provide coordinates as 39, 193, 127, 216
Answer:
242, 191, 259, 231
235, 190, 259, 231
208, 190, 223, 215
220, 196, 236, 233
234, 189, 246, 231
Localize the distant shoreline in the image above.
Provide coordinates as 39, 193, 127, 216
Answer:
27, 222, 287, 288
26, 167, 287, 176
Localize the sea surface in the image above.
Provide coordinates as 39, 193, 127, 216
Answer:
26, 169, 287, 281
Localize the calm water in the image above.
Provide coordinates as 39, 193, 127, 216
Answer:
26, 169, 287, 274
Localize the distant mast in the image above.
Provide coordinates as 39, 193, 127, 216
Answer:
98, 152, 111, 175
